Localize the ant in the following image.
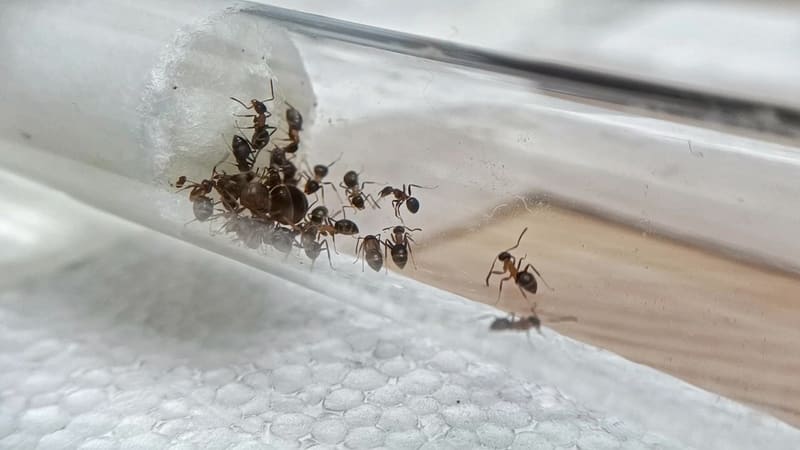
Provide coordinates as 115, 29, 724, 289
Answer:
298, 220, 334, 270
213, 170, 256, 212
230, 80, 278, 150
340, 170, 380, 213
382, 225, 421, 270
377, 184, 436, 219
281, 101, 303, 153
354, 234, 383, 272
225, 134, 260, 172
268, 224, 299, 258
315, 209, 359, 253
485, 227, 553, 304
303, 154, 341, 203
174, 175, 215, 222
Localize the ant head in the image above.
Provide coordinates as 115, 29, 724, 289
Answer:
232, 135, 248, 146
528, 315, 541, 330
392, 225, 405, 235
310, 206, 328, 223
175, 176, 187, 188
497, 251, 511, 261
313, 164, 329, 178
343, 170, 359, 187
489, 317, 511, 330
251, 100, 267, 115
406, 197, 420, 213
304, 179, 320, 194
351, 195, 365, 209
378, 186, 394, 197
282, 162, 297, 179
265, 168, 282, 187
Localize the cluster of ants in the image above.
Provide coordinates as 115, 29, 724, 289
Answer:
172, 80, 572, 338
172, 80, 434, 273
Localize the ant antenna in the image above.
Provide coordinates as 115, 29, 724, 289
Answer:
327, 152, 343, 168
503, 227, 528, 253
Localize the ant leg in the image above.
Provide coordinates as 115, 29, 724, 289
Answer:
230, 97, 254, 110
341, 205, 357, 219
322, 240, 334, 270
322, 182, 343, 204
522, 264, 554, 291
364, 194, 381, 209
408, 241, 418, 270
382, 240, 393, 274
262, 79, 276, 103
502, 227, 529, 253
330, 234, 339, 255
406, 183, 438, 195
485, 258, 500, 286
353, 237, 364, 264
360, 181, 380, 190
392, 200, 401, 218
495, 276, 513, 304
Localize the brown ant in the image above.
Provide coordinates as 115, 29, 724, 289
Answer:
298, 221, 334, 269
485, 227, 553, 304
303, 154, 341, 203
174, 175, 213, 201
213, 170, 256, 212
340, 170, 380, 213
314, 209, 359, 253
377, 184, 436, 219
354, 234, 383, 272
174, 175, 216, 222
281, 101, 303, 153
225, 134, 260, 172
230, 79, 275, 120
382, 225, 421, 270
230, 80, 278, 150
285, 101, 303, 132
